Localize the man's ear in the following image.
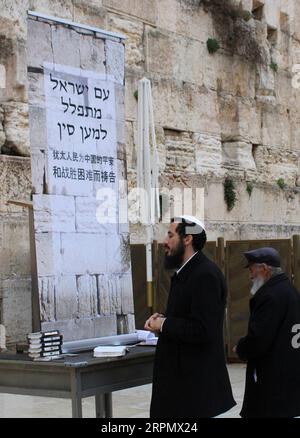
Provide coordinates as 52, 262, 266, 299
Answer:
184, 234, 193, 246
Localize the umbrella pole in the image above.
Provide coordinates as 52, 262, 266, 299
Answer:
146, 226, 153, 309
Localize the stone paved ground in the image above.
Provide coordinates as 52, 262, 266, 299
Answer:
0, 363, 245, 418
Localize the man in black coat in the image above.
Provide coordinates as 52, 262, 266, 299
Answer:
144, 215, 236, 418
235, 247, 300, 418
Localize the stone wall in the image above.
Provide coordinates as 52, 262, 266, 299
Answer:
1, 0, 300, 241
0, 156, 32, 344
1, 0, 300, 342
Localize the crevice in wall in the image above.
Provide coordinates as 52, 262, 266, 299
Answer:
1, 140, 24, 156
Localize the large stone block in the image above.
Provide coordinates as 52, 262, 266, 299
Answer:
118, 178, 130, 234
28, 105, 47, 151
108, 274, 122, 315
212, 55, 256, 97
51, 25, 81, 68
107, 14, 145, 70
146, 28, 205, 87
27, 19, 53, 69
254, 145, 299, 185
0, 220, 31, 277
98, 273, 134, 315
75, 196, 118, 234
236, 99, 262, 144
2, 101, 30, 156
30, 148, 47, 195
218, 94, 239, 141
105, 233, 131, 274
274, 31, 291, 71
222, 142, 257, 170
0, 2, 29, 37
290, 109, 300, 151
97, 274, 112, 316
33, 194, 76, 232
105, 40, 125, 85
79, 34, 106, 74
35, 232, 62, 276
29, 0, 74, 21
38, 276, 56, 322
119, 273, 134, 314
264, 0, 280, 29
124, 71, 139, 121
41, 315, 117, 341
103, 0, 157, 25
72, 0, 107, 30
115, 84, 125, 122
151, 77, 220, 135
0, 155, 32, 214
164, 133, 195, 174
194, 133, 224, 177
77, 274, 98, 317
256, 65, 275, 95
1, 277, 32, 344
27, 71, 46, 108
60, 232, 107, 274
261, 101, 290, 148
275, 71, 292, 108
218, 95, 261, 143
157, 0, 214, 43
54, 275, 78, 320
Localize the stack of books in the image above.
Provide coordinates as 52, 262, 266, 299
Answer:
27, 330, 63, 360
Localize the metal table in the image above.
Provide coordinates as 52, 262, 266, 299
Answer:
0, 346, 155, 418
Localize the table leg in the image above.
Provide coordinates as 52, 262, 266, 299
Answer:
105, 393, 113, 418
71, 394, 83, 418
70, 369, 83, 418
95, 393, 112, 418
95, 393, 105, 418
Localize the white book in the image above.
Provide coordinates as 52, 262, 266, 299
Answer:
28, 345, 62, 353
93, 346, 127, 357
27, 330, 60, 340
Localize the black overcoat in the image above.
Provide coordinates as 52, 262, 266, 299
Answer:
236, 273, 300, 418
150, 251, 236, 418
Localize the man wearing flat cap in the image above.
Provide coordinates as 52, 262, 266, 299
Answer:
235, 246, 300, 417
144, 215, 236, 417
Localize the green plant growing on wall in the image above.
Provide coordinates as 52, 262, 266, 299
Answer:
133, 90, 138, 100
277, 178, 286, 190
201, 0, 265, 65
207, 38, 220, 54
270, 60, 278, 72
246, 181, 254, 197
224, 177, 237, 211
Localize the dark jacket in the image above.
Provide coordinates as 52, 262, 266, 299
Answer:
150, 251, 236, 418
236, 273, 300, 418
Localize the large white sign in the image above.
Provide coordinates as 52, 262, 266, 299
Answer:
44, 63, 117, 198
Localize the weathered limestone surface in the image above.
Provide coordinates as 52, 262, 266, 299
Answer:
1, 0, 300, 343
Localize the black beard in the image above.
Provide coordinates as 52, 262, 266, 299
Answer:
164, 239, 185, 270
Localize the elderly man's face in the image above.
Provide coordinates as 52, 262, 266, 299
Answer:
248, 263, 271, 295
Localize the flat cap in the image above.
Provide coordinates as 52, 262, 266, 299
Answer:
244, 247, 281, 268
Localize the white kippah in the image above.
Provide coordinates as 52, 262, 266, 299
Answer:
174, 215, 206, 234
